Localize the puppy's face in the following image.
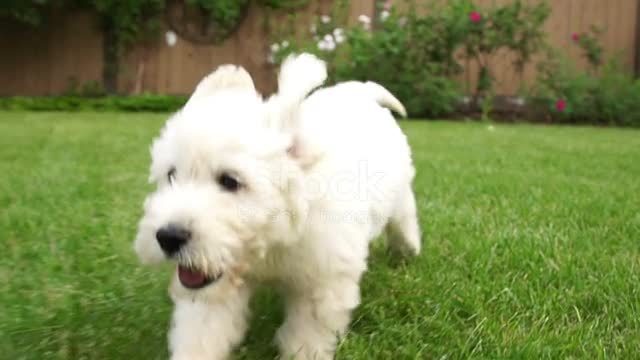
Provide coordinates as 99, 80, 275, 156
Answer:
134, 92, 304, 293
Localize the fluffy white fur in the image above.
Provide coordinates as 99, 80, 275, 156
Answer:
134, 53, 421, 360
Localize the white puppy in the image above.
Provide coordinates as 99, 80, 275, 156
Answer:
134, 54, 421, 360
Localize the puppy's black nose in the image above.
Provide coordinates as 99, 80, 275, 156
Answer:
156, 225, 190, 256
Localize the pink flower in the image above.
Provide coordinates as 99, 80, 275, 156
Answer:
572, 33, 580, 42
383, 0, 393, 10
556, 99, 567, 112
469, 11, 482, 23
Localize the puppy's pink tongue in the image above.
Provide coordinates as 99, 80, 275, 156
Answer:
178, 265, 206, 288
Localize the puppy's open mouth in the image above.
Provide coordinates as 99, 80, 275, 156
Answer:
177, 265, 223, 289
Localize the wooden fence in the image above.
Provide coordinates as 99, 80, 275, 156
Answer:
0, 0, 637, 96
0, 11, 104, 96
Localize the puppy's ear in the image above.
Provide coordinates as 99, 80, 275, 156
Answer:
266, 53, 327, 169
277, 54, 327, 106
186, 65, 256, 106
265, 53, 327, 132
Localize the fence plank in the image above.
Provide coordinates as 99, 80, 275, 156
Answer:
636, 0, 640, 75
620, 0, 638, 70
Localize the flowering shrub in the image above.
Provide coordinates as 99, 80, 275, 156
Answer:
267, 8, 461, 117
572, 26, 605, 71
456, 0, 550, 97
268, 0, 550, 118
335, 11, 462, 117
532, 40, 640, 127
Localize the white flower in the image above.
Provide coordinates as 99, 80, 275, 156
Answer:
267, 54, 275, 64
460, 96, 471, 105
380, 10, 390, 21
358, 15, 371, 30
270, 43, 280, 53
281, 40, 289, 48
333, 28, 345, 44
358, 14, 371, 24
511, 97, 526, 106
325, 39, 336, 51
317, 36, 336, 52
165, 31, 177, 47
310, 24, 317, 34
321, 15, 331, 24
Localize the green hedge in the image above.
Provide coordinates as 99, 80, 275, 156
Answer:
0, 95, 188, 112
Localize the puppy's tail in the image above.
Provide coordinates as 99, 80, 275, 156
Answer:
364, 81, 407, 118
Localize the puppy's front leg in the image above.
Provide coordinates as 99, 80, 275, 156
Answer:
169, 285, 251, 360
277, 277, 361, 360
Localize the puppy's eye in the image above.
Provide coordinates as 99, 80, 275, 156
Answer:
168, 167, 176, 185
217, 172, 241, 192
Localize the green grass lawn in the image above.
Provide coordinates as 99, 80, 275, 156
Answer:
1, 112, 639, 359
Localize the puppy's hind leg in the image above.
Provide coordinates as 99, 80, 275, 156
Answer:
386, 184, 421, 256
